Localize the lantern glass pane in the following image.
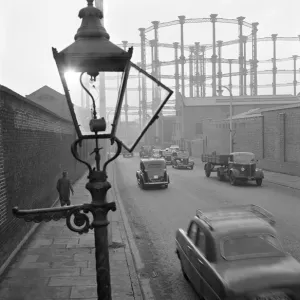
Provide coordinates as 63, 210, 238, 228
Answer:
114, 63, 173, 151
64, 70, 121, 135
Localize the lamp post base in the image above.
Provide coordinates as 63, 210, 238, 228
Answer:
86, 169, 116, 300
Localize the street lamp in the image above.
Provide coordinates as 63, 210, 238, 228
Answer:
12, 1, 173, 300
218, 85, 233, 153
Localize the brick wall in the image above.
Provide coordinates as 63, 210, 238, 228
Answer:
202, 103, 300, 176
0, 86, 95, 268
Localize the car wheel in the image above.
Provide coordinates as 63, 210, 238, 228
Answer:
229, 173, 236, 186
217, 170, 224, 181
205, 170, 211, 177
256, 178, 262, 186
190, 165, 194, 170
180, 261, 189, 281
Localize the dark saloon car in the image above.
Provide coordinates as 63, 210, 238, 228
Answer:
122, 148, 133, 158
139, 145, 153, 158
171, 150, 194, 170
136, 158, 169, 189
176, 204, 300, 299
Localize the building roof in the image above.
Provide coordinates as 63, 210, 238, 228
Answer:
181, 95, 300, 107
225, 108, 263, 120
26, 85, 72, 120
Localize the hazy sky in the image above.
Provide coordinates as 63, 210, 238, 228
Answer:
1, 0, 300, 97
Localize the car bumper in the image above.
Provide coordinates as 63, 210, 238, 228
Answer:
236, 175, 263, 180
176, 164, 193, 168
144, 181, 169, 185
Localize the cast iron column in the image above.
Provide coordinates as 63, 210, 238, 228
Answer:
178, 15, 186, 97
210, 14, 218, 96
137, 62, 142, 130
237, 16, 245, 96
139, 28, 148, 128
242, 35, 248, 95
228, 59, 233, 92
293, 55, 298, 96
271, 34, 278, 95
200, 45, 207, 97
150, 39, 156, 113
217, 40, 223, 95
195, 42, 200, 97
251, 22, 259, 96
189, 46, 194, 97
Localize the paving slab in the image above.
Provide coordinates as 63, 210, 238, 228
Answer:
0, 167, 144, 299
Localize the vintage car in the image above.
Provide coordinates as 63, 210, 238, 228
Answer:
171, 150, 194, 170
122, 148, 133, 158
136, 158, 170, 189
139, 145, 153, 158
176, 204, 300, 300
162, 148, 172, 165
202, 151, 264, 186
169, 145, 180, 152
152, 148, 163, 158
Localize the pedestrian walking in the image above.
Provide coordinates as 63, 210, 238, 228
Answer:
56, 171, 74, 206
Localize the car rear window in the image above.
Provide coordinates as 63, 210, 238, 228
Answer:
221, 234, 284, 260
147, 163, 163, 169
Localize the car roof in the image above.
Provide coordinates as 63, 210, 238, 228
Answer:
194, 205, 276, 238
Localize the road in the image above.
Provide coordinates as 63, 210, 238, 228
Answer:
115, 156, 300, 300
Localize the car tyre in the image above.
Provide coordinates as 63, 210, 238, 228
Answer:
190, 165, 194, 170
180, 261, 189, 281
205, 170, 211, 177
217, 170, 225, 181
229, 173, 236, 186
256, 178, 262, 186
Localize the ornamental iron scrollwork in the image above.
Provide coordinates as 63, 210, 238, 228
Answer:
13, 202, 117, 235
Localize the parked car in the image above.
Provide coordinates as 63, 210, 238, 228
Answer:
171, 150, 194, 170
175, 204, 300, 299
152, 148, 163, 158
169, 145, 180, 152
136, 158, 170, 189
122, 148, 133, 158
162, 148, 172, 165
139, 145, 152, 158
202, 152, 264, 186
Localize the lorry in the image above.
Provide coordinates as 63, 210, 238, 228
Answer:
201, 152, 264, 186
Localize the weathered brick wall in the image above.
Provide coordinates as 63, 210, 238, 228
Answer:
202, 103, 300, 176
232, 116, 263, 159
0, 86, 94, 268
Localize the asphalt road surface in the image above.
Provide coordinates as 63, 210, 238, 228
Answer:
115, 156, 300, 300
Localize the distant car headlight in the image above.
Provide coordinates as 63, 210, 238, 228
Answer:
241, 167, 245, 171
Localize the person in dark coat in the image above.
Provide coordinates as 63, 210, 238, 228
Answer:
56, 171, 74, 206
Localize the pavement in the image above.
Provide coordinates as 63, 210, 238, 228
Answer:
114, 155, 300, 299
0, 163, 145, 300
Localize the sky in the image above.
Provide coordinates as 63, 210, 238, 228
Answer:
1, 0, 300, 99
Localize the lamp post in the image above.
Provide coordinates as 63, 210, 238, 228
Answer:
11, 1, 173, 300
219, 85, 233, 153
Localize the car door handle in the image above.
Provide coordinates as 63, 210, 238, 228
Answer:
197, 259, 203, 265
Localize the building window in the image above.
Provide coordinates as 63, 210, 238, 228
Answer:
195, 122, 203, 134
